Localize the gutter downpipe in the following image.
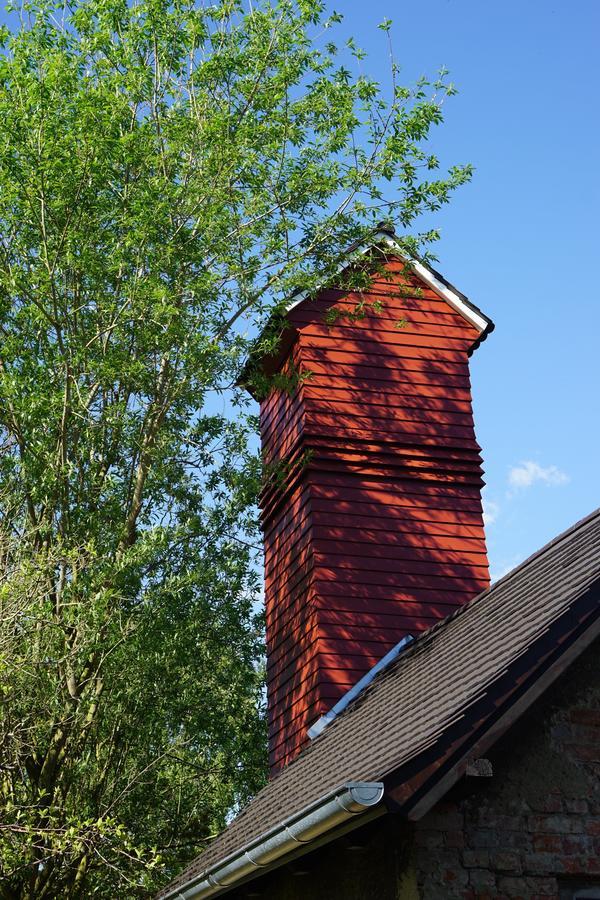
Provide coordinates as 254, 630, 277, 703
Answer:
307, 635, 415, 741
161, 781, 384, 900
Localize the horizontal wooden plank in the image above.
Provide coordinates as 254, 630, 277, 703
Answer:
265, 583, 479, 663
312, 554, 488, 579
267, 520, 486, 582
267, 590, 472, 653
304, 439, 482, 464
313, 526, 486, 561
314, 588, 482, 618
268, 679, 365, 733
289, 284, 477, 328
301, 369, 473, 398
260, 386, 303, 429
267, 518, 484, 586
264, 566, 486, 643
264, 545, 487, 631
309, 469, 482, 498
313, 541, 488, 568
303, 423, 481, 452
260, 402, 304, 446
310, 523, 487, 551
295, 359, 472, 391
266, 510, 486, 553
311, 576, 486, 602
310, 499, 484, 526
302, 384, 473, 414
267, 643, 426, 705
295, 322, 473, 352
299, 321, 474, 349
292, 305, 472, 333
295, 337, 470, 371
304, 407, 476, 434
265, 600, 466, 677
311, 483, 483, 513
302, 393, 475, 422
298, 342, 468, 369
301, 406, 476, 440
267, 658, 374, 711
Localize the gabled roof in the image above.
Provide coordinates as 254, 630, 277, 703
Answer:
285, 224, 494, 341
242, 225, 495, 393
158, 508, 600, 899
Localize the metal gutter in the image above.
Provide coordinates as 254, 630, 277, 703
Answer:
160, 782, 384, 900
307, 634, 415, 740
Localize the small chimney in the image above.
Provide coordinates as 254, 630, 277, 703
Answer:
252, 234, 493, 776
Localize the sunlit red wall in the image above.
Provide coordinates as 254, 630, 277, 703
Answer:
260, 259, 490, 775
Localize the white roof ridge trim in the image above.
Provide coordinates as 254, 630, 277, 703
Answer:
286, 229, 488, 335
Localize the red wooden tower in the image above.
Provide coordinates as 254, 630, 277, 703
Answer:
252, 227, 494, 775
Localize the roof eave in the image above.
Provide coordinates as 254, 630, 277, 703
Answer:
159, 782, 384, 900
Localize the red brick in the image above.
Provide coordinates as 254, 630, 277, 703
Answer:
568, 708, 600, 726
446, 830, 465, 849
490, 851, 522, 874
534, 793, 563, 814
532, 834, 563, 853
469, 869, 496, 890
477, 810, 521, 830
567, 742, 600, 763
497, 876, 527, 898
563, 855, 600, 874
564, 798, 588, 814
527, 814, 584, 834
462, 850, 490, 868
562, 834, 594, 855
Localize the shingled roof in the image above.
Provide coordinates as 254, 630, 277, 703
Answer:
158, 507, 600, 898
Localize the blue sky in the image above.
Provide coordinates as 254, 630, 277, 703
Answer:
330, 0, 600, 579
1, 0, 597, 581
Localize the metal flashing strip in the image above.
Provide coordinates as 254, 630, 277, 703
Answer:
160, 782, 384, 900
307, 634, 415, 741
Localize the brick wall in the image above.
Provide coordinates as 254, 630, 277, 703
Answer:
414, 638, 600, 899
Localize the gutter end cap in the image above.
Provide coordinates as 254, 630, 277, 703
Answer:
346, 781, 385, 808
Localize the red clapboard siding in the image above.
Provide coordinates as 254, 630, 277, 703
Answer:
257, 258, 490, 775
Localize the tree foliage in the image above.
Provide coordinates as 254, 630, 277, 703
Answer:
0, 0, 471, 895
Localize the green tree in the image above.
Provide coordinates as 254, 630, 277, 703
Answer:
0, 0, 472, 895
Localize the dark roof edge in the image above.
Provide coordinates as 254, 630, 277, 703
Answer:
385, 578, 600, 819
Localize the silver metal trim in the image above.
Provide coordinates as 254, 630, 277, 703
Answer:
307, 635, 414, 740
159, 782, 384, 899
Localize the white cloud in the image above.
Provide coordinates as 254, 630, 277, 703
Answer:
508, 460, 569, 491
482, 498, 500, 526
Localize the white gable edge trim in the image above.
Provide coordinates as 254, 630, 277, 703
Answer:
286, 230, 488, 335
